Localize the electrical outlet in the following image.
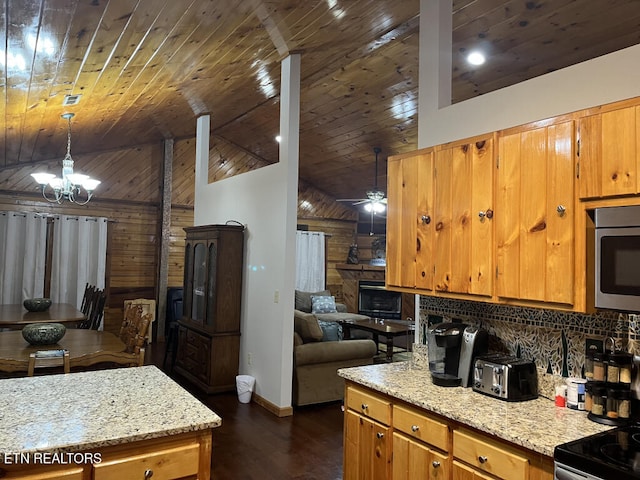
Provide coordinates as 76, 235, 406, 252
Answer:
586, 337, 604, 355
248, 353, 252, 365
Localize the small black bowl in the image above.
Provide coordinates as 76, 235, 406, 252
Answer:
23, 298, 52, 312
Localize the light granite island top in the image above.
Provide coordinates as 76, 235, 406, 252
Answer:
339, 362, 614, 457
0, 365, 222, 455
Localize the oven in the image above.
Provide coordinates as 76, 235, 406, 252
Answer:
554, 425, 640, 479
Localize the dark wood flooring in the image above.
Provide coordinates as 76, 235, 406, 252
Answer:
147, 342, 344, 480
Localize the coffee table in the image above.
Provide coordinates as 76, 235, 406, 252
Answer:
339, 318, 414, 362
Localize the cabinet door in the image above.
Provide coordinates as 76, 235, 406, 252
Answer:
344, 410, 391, 480
393, 432, 430, 480
579, 105, 640, 198
452, 460, 494, 480
386, 149, 434, 290
496, 121, 575, 304
430, 449, 449, 479
434, 137, 494, 296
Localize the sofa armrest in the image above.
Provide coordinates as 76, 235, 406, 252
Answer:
294, 339, 376, 367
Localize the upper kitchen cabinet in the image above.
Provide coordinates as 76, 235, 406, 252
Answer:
578, 103, 640, 199
496, 121, 575, 305
386, 148, 434, 291
433, 135, 495, 297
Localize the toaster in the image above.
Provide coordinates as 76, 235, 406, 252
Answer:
472, 354, 538, 401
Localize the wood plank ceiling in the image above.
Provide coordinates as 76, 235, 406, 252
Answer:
1, 0, 639, 205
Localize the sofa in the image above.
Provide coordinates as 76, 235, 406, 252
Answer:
292, 290, 376, 406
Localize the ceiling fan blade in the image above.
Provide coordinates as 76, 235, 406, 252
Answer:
337, 198, 367, 202
352, 199, 370, 205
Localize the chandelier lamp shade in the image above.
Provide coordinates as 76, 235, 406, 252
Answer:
31, 113, 100, 205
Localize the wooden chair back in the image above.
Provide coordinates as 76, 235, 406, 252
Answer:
28, 349, 70, 376
119, 304, 152, 357
123, 298, 156, 343
80, 283, 96, 315
78, 287, 107, 330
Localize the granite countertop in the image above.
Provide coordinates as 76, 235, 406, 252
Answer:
339, 362, 614, 457
0, 365, 221, 455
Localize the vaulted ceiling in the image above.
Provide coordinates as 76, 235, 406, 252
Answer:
2, 0, 640, 204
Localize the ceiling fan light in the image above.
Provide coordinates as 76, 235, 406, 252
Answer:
373, 202, 385, 213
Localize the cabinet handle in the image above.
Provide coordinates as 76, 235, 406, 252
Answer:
478, 209, 493, 220
478, 455, 488, 464
144, 469, 154, 479
361, 403, 368, 410
376, 432, 384, 439
432, 461, 441, 468
556, 205, 566, 216
421, 215, 431, 225
411, 425, 420, 432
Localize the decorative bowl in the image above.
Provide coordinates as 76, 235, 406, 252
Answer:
23, 298, 52, 312
22, 323, 66, 346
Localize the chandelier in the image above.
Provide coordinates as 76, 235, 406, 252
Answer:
31, 113, 101, 205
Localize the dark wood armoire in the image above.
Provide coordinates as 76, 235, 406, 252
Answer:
174, 224, 244, 393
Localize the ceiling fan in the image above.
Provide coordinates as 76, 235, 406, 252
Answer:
337, 147, 387, 214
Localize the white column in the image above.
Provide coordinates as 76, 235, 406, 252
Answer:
194, 114, 210, 222
279, 52, 301, 406
418, 0, 452, 149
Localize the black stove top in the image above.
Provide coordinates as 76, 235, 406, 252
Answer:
555, 425, 640, 479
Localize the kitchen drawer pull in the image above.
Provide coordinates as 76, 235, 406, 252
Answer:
478, 455, 488, 464
557, 205, 566, 216
376, 432, 384, 439
411, 425, 420, 432
361, 403, 368, 410
144, 469, 154, 479
432, 461, 441, 468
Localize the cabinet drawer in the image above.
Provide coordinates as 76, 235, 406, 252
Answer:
93, 442, 200, 480
393, 404, 450, 452
346, 386, 391, 425
453, 428, 529, 480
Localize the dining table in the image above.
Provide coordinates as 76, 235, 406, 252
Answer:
0, 329, 128, 374
0, 303, 86, 329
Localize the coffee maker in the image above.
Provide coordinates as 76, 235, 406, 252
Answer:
428, 322, 488, 387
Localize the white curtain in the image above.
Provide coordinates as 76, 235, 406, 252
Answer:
295, 231, 325, 292
0, 212, 48, 303
51, 215, 108, 308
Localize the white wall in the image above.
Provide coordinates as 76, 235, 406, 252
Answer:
419, 0, 640, 148
193, 55, 300, 410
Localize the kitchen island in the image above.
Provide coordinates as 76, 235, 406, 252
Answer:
0, 365, 221, 479
339, 362, 613, 480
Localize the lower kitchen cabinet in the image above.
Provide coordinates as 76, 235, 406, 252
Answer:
453, 428, 553, 480
344, 383, 553, 480
0, 430, 212, 480
344, 386, 393, 480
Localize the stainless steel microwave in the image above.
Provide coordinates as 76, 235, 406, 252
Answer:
595, 205, 640, 311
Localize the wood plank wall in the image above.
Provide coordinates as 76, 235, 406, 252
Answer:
0, 134, 365, 338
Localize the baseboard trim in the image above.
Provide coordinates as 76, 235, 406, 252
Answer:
252, 393, 293, 417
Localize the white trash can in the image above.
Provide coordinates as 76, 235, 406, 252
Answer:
236, 375, 255, 403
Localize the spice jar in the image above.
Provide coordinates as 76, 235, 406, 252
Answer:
618, 353, 633, 384
592, 352, 606, 381
591, 384, 606, 417
618, 390, 631, 419
607, 353, 622, 384
606, 388, 620, 419
584, 382, 593, 412
585, 351, 595, 380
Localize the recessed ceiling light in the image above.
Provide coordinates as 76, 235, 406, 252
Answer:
467, 51, 486, 66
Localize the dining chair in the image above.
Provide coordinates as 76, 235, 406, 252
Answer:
123, 298, 156, 343
27, 349, 70, 376
118, 303, 152, 366
80, 283, 96, 316
78, 287, 106, 330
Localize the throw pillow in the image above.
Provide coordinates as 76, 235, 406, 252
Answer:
294, 311, 324, 342
311, 295, 338, 314
295, 289, 331, 313
318, 320, 343, 342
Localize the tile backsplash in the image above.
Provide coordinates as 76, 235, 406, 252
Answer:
417, 296, 638, 379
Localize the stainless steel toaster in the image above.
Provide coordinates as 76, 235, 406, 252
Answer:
472, 354, 538, 401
